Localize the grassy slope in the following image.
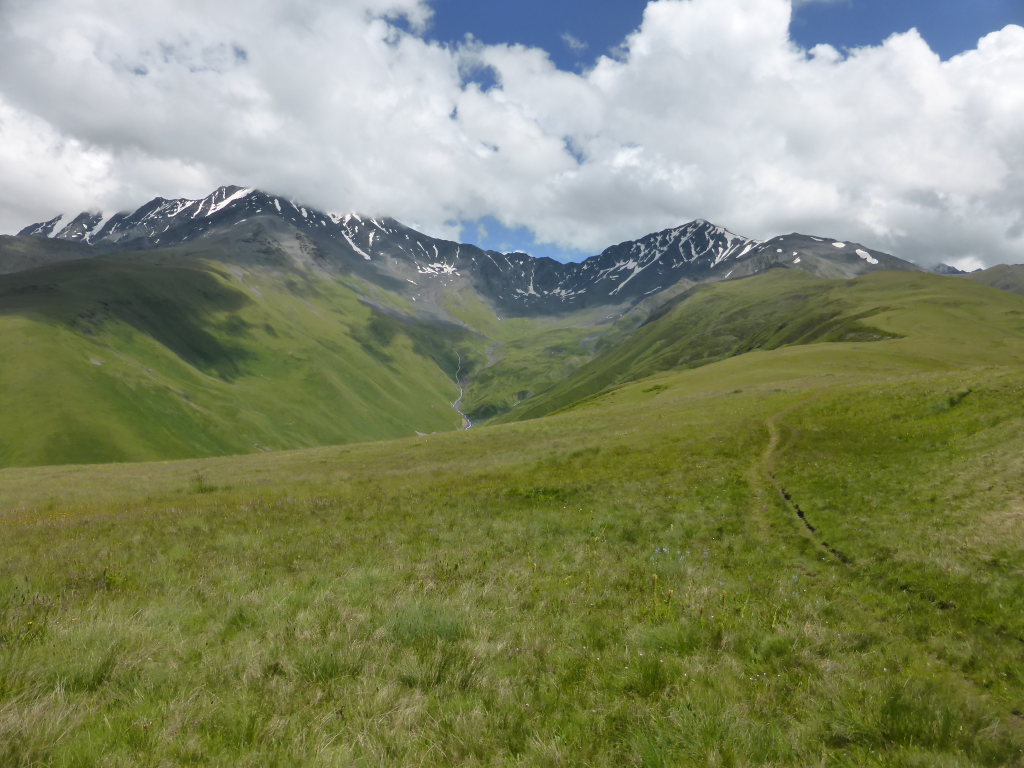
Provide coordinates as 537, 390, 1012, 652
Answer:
501, 269, 1024, 422
1, 271, 1023, 765
0, 259, 464, 467
964, 264, 1024, 296
0, 250, 627, 464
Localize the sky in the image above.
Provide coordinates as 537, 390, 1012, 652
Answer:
0, 0, 1022, 269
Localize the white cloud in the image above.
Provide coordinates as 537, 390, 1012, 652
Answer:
950, 256, 985, 272
561, 33, 587, 54
0, 0, 1022, 267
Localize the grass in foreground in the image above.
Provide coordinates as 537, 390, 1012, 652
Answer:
2, 338, 1023, 765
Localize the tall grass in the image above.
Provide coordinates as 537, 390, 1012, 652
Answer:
2, 351, 1022, 765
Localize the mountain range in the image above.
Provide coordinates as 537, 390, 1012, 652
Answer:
15, 185, 913, 314
2, 185, 1021, 467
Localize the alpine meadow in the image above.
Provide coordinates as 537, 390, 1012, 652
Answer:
1, 184, 1023, 766
3, 0, 1024, 766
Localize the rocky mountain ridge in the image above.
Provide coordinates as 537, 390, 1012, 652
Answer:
18, 185, 917, 314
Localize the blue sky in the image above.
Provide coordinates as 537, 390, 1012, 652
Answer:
428, 0, 1022, 68
427, 0, 1023, 260
789, 0, 1022, 60
426, 0, 650, 72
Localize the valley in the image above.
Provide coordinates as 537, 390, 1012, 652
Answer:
1, 187, 1023, 765
0, 186, 935, 468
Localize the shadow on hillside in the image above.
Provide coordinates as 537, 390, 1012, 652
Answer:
0, 258, 255, 380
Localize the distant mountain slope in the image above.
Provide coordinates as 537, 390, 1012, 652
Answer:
725, 233, 916, 280
0, 234, 96, 275
19, 185, 919, 316
962, 263, 1024, 295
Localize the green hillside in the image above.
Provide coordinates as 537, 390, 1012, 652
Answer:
6, 259, 1024, 470
0, 234, 95, 275
0, 234, 644, 466
0, 257, 471, 467
502, 269, 1024, 422
965, 263, 1024, 296
1, 288, 1023, 764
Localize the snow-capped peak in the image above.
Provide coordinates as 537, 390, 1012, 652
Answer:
15, 187, 913, 314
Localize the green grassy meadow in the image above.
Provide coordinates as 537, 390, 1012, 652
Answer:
2, 269, 1023, 765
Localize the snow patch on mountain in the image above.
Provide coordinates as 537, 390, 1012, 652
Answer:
342, 232, 372, 261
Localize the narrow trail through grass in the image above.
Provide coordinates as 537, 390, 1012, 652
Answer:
750, 393, 851, 564
763, 382, 1024, 652
747, 384, 1024, 747
759, 392, 1021, 643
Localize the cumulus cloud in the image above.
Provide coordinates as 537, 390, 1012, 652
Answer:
0, 0, 1022, 266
